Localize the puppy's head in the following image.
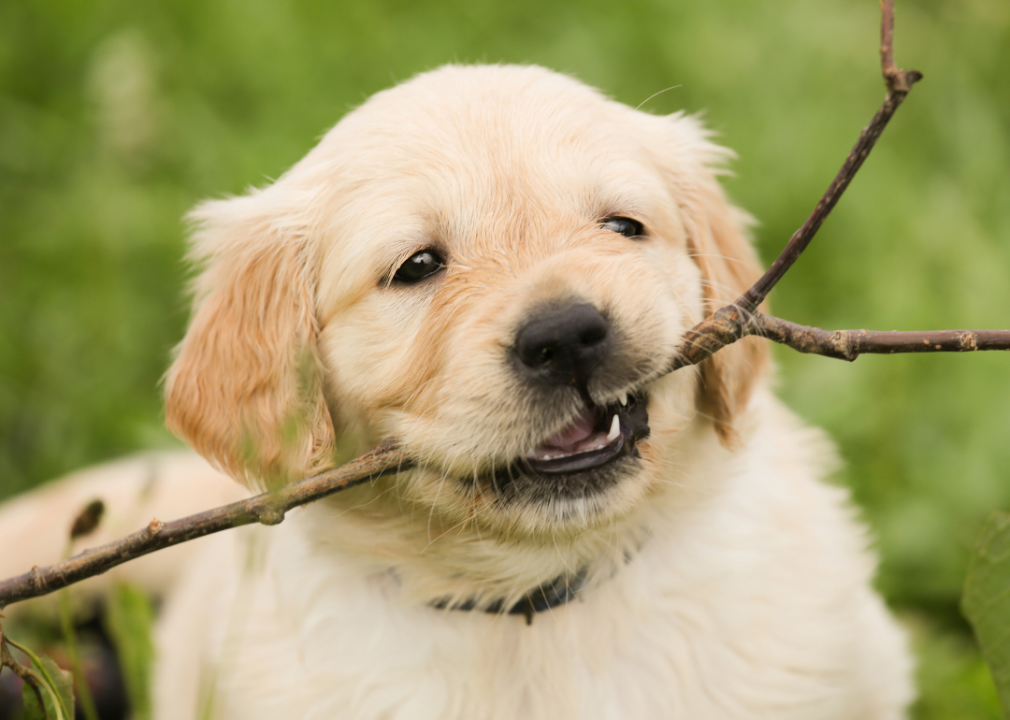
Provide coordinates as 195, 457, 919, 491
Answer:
166, 65, 767, 535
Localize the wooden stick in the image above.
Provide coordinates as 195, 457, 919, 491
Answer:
751, 315, 1010, 361
0, 442, 408, 608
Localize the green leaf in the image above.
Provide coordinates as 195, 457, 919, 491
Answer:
20, 655, 75, 720
963, 511, 1010, 718
21, 676, 50, 720
105, 582, 156, 720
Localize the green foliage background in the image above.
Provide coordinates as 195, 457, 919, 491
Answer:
0, 0, 1007, 715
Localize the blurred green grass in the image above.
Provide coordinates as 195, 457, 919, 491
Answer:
0, 0, 1007, 715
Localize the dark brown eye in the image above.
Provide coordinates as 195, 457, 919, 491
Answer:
393, 250, 445, 283
601, 216, 645, 239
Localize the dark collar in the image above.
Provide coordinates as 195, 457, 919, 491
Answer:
433, 570, 587, 625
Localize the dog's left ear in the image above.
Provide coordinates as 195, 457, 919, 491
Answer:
650, 112, 771, 444
165, 194, 337, 488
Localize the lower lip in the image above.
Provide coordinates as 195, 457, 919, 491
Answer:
523, 394, 650, 477
524, 429, 628, 475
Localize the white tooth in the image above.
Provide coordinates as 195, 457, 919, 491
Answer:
618, 391, 628, 406
607, 414, 621, 441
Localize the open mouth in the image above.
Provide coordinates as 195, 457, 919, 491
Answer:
524, 392, 650, 475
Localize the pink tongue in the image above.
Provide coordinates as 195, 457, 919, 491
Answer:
541, 409, 596, 452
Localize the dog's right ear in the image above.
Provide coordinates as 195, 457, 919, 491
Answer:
165, 194, 337, 489
681, 177, 769, 445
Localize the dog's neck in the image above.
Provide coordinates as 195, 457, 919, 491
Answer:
294, 417, 735, 613
432, 568, 589, 624
297, 488, 653, 612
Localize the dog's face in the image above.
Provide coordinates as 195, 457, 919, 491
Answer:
165, 65, 767, 540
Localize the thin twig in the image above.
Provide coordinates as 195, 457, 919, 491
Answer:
1, 630, 50, 719
6, 637, 71, 720
750, 314, 1010, 361
880, 0, 920, 94
0, 442, 408, 608
737, 0, 922, 313
666, 0, 925, 373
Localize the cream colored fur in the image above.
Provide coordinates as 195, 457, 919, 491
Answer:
2, 65, 914, 718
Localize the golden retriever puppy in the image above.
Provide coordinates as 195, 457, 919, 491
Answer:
3, 64, 915, 719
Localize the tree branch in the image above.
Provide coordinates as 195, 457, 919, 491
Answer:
667, 0, 926, 373
736, 0, 922, 314
750, 314, 1010, 361
0, 1, 1007, 611
0, 442, 408, 608
1, 626, 49, 718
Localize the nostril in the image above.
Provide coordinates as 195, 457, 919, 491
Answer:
517, 332, 558, 370
579, 324, 607, 346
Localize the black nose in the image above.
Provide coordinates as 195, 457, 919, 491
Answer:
514, 303, 610, 386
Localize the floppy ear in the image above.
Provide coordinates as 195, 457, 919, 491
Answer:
658, 113, 770, 444
165, 194, 337, 488
684, 179, 770, 444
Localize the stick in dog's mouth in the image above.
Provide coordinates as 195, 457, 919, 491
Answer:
524, 392, 650, 476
